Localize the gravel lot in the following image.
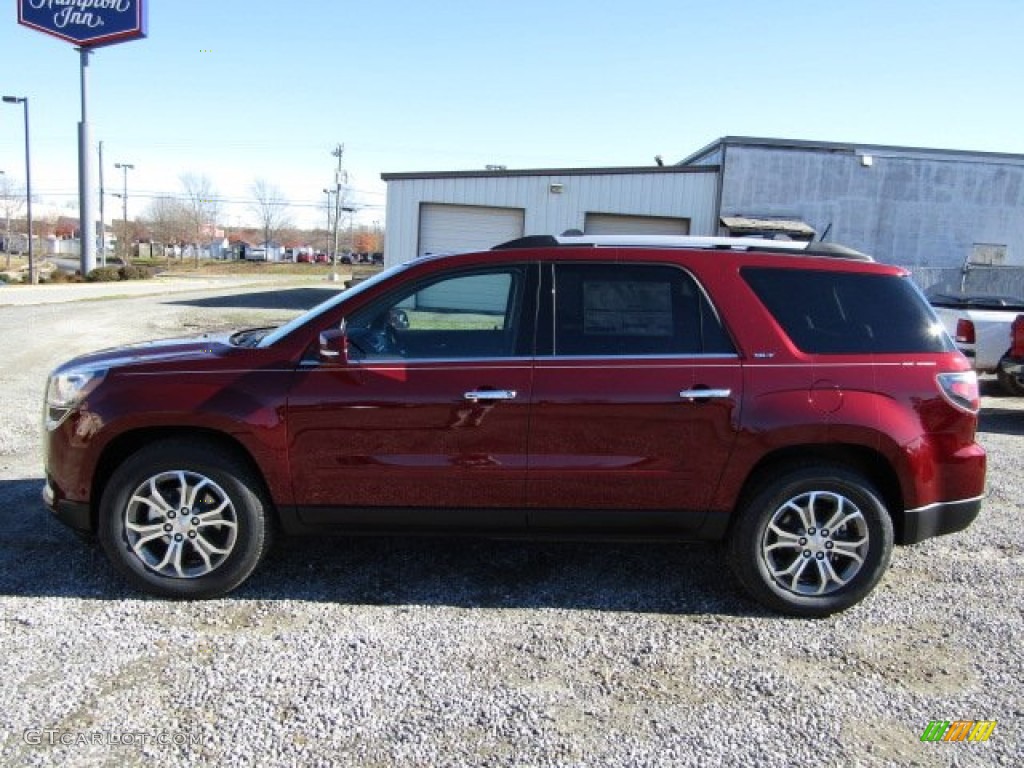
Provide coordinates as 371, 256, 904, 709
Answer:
0, 279, 1021, 767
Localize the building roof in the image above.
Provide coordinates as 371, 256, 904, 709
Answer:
679, 136, 1024, 167
381, 165, 717, 181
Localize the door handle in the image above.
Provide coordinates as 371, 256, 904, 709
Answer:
679, 388, 732, 400
464, 389, 517, 401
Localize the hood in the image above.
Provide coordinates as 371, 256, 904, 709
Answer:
54, 332, 237, 374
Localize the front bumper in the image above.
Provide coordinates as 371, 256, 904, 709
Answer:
42, 479, 92, 532
901, 495, 983, 545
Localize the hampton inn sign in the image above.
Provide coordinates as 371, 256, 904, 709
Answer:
16, 0, 147, 275
18, 0, 147, 48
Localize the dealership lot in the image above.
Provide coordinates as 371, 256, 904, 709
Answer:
0, 280, 1020, 766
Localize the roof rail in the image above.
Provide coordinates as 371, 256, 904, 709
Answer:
492, 234, 874, 261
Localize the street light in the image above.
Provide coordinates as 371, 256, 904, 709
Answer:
0, 169, 9, 269
3, 96, 33, 284
0, 169, 5, 256
114, 162, 134, 263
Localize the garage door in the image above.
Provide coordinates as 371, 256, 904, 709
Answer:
418, 204, 525, 258
584, 213, 690, 235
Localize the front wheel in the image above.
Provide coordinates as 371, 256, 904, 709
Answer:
728, 465, 894, 617
98, 439, 273, 598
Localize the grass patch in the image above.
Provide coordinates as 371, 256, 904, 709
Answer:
141, 257, 377, 277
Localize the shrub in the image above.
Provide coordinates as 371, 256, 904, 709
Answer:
118, 265, 156, 280
44, 270, 83, 284
86, 266, 122, 282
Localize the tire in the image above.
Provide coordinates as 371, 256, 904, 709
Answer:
996, 359, 1024, 396
727, 465, 894, 617
98, 439, 273, 599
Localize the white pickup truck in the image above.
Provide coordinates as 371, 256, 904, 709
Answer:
930, 294, 1024, 395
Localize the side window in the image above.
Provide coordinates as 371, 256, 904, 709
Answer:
347, 268, 524, 359
553, 264, 732, 356
741, 267, 955, 354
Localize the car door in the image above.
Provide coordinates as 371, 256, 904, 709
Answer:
527, 261, 741, 533
286, 263, 537, 529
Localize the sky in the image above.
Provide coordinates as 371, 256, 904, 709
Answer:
1, 0, 1023, 231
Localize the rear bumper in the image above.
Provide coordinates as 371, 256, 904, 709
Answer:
900, 495, 983, 545
998, 355, 1023, 377
42, 480, 92, 532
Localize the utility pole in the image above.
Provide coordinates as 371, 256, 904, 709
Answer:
2, 96, 33, 283
346, 205, 355, 255
331, 144, 345, 267
322, 188, 334, 258
114, 162, 134, 263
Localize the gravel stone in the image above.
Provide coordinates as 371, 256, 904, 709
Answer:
0, 280, 1020, 766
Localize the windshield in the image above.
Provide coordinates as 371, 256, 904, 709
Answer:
257, 262, 410, 348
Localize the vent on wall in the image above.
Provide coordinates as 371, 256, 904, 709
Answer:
970, 243, 1008, 266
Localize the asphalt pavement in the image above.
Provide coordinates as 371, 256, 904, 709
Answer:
0, 273, 342, 307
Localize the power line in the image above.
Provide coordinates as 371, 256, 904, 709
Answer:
19, 188, 385, 211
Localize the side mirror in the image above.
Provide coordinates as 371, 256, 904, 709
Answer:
318, 322, 349, 365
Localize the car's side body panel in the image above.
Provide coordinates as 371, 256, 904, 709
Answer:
42, 243, 986, 553
286, 360, 534, 513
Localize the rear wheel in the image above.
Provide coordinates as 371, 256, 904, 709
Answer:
728, 465, 894, 617
996, 358, 1024, 396
98, 439, 273, 598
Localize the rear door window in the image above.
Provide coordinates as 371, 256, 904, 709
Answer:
742, 267, 954, 354
551, 264, 733, 356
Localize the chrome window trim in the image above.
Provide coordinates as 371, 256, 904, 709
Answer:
300, 352, 740, 368
541, 353, 740, 362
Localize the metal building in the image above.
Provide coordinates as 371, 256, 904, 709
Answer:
381, 137, 1024, 292
380, 166, 718, 266
682, 136, 1024, 270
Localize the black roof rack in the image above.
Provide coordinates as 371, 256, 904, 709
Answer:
493, 234, 874, 261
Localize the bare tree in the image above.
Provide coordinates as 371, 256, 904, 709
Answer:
180, 173, 220, 266
145, 195, 189, 256
249, 178, 292, 258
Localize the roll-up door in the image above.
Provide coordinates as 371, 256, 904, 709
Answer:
584, 213, 690, 235
418, 204, 525, 258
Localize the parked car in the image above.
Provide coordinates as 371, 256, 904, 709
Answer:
930, 293, 1024, 395
313, 252, 330, 264
42, 234, 985, 616
996, 314, 1024, 392
296, 252, 314, 264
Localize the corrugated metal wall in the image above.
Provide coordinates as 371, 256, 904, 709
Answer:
383, 169, 718, 265
720, 146, 1024, 269
909, 266, 1024, 298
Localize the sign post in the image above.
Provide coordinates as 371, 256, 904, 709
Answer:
18, 1, 147, 276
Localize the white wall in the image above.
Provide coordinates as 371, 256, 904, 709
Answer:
382, 168, 718, 266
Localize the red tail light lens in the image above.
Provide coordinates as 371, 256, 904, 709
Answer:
937, 371, 980, 414
955, 318, 975, 344
1012, 315, 1024, 358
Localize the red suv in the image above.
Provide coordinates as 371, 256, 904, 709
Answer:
42, 235, 986, 616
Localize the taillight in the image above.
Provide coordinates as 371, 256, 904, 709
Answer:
955, 318, 975, 344
1011, 315, 1024, 358
937, 371, 980, 414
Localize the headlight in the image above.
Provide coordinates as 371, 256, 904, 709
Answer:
45, 367, 106, 430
